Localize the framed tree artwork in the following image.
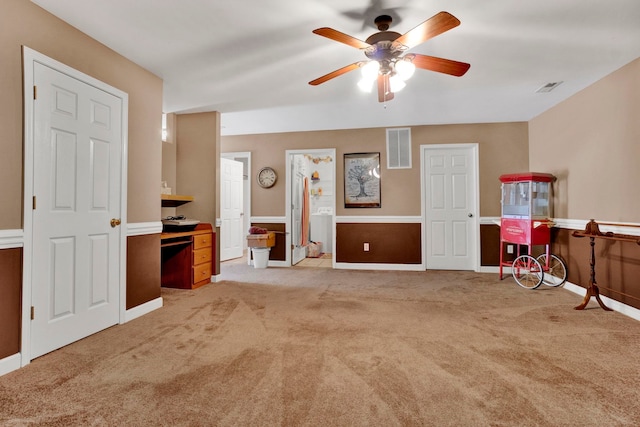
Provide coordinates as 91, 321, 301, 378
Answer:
344, 152, 381, 208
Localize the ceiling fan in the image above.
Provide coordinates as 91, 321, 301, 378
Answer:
309, 11, 470, 102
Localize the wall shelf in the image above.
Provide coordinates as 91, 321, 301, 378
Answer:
161, 194, 194, 207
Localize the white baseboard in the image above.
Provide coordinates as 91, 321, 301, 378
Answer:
0, 353, 21, 377
562, 281, 640, 321
124, 297, 163, 323
267, 260, 289, 268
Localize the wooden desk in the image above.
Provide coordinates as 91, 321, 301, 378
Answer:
161, 223, 215, 289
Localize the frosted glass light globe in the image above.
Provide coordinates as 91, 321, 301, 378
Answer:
395, 60, 415, 80
360, 61, 380, 79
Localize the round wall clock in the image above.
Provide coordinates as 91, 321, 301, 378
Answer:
257, 167, 277, 188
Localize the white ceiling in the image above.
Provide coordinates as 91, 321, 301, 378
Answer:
32, 0, 640, 136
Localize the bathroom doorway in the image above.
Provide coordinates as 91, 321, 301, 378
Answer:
285, 149, 336, 267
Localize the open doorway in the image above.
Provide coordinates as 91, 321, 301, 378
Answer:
285, 149, 336, 267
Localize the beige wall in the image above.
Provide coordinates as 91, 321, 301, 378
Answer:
222, 122, 529, 217
0, 0, 163, 228
175, 112, 221, 225
162, 114, 177, 192
529, 58, 640, 222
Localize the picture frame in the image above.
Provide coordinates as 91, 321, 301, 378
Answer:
344, 152, 381, 208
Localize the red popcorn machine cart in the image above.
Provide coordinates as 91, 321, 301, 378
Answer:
499, 172, 567, 289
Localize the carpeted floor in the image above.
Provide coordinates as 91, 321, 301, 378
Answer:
1, 264, 640, 426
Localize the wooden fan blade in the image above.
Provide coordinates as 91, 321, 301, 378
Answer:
410, 54, 470, 77
309, 62, 361, 86
313, 28, 371, 49
395, 11, 460, 49
377, 74, 394, 102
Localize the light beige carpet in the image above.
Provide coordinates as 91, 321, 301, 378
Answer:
1, 265, 639, 426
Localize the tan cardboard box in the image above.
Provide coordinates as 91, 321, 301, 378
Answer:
247, 232, 275, 248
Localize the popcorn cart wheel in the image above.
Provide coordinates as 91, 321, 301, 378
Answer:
511, 250, 567, 290
499, 173, 567, 289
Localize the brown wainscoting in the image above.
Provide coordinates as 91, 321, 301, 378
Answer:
126, 234, 161, 310
553, 227, 640, 310
251, 223, 286, 261
480, 224, 501, 266
0, 248, 22, 359
480, 223, 520, 266
336, 222, 421, 264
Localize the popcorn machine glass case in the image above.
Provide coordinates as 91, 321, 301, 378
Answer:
499, 172, 567, 289
500, 173, 553, 246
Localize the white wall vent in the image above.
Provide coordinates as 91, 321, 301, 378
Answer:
386, 127, 411, 169
536, 81, 563, 93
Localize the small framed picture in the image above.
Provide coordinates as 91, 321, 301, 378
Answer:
344, 152, 381, 208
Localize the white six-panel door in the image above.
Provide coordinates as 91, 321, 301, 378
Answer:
220, 158, 244, 261
423, 144, 478, 270
30, 61, 123, 358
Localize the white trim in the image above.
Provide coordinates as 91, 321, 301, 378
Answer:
421, 143, 480, 272
335, 216, 422, 223
562, 281, 640, 322
480, 217, 640, 235
250, 216, 286, 224
480, 216, 501, 226
21, 46, 35, 367
22, 46, 129, 367
552, 218, 587, 230
0, 353, 22, 377
479, 266, 501, 274
247, 259, 288, 268
553, 218, 640, 236
334, 262, 424, 271
211, 274, 221, 283
0, 229, 24, 249
267, 260, 289, 268
124, 297, 163, 323
127, 221, 163, 236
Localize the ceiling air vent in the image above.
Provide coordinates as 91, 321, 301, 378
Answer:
536, 81, 563, 93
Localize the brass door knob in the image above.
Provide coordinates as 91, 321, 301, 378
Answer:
110, 218, 122, 228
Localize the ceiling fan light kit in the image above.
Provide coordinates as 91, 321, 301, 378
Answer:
310, 11, 470, 102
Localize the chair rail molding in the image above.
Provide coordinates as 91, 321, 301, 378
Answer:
0, 229, 24, 249
127, 222, 163, 237
250, 216, 286, 224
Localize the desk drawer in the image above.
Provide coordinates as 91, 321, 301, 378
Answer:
194, 233, 212, 249
193, 262, 212, 284
193, 247, 212, 265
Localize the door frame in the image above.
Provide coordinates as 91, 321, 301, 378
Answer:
285, 148, 336, 267
21, 47, 129, 366
420, 143, 480, 271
